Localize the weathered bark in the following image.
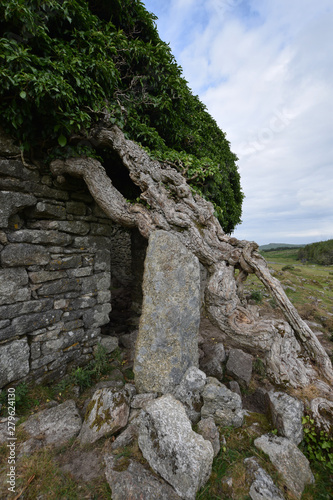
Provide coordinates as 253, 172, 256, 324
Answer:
310, 398, 333, 432
50, 126, 333, 391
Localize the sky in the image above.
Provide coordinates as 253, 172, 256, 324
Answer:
143, 0, 333, 246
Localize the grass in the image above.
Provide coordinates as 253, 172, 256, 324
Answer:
301, 462, 333, 500
245, 249, 333, 339
197, 414, 283, 499
1, 447, 112, 500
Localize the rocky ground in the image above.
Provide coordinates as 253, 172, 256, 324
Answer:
0, 249, 332, 499
0, 315, 331, 500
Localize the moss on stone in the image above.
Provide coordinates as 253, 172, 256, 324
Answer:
84, 399, 96, 422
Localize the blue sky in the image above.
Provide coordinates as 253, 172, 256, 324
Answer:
143, 0, 333, 245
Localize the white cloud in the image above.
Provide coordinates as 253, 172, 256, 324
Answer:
144, 0, 333, 244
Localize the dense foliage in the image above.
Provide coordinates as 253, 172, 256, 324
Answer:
298, 240, 333, 266
0, 0, 244, 232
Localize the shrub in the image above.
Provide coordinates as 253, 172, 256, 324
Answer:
92, 344, 110, 378
298, 240, 333, 266
253, 358, 266, 377
282, 265, 294, 271
71, 343, 110, 391
250, 291, 263, 303
71, 366, 93, 391
0, 0, 244, 233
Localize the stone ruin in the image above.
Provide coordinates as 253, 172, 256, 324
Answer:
0, 127, 209, 391
0, 128, 331, 499
0, 129, 146, 388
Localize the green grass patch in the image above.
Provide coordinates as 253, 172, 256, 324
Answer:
197, 416, 275, 499
3, 447, 111, 500
261, 248, 300, 262
249, 249, 333, 337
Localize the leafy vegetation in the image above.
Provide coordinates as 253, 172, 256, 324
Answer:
249, 290, 263, 303
298, 240, 333, 266
71, 343, 112, 390
0, 0, 243, 232
301, 415, 333, 500
301, 415, 333, 473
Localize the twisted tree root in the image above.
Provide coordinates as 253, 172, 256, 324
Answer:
51, 125, 333, 390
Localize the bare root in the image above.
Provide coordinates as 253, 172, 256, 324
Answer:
50, 125, 333, 391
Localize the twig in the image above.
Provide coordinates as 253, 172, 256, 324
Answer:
20, 148, 30, 167
13, 474, 35, 500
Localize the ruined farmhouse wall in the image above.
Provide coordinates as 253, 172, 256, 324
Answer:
0, 132, 122, 388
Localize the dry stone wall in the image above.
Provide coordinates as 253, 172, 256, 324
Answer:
0, 132, 120, 388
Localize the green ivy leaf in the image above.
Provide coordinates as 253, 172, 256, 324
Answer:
58, 134, 67, 147
0, 0, 244, 232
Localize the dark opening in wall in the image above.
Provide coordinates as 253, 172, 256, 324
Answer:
93, 150, 147, 336
102, 227, 148, 337
100, 150, 141, 201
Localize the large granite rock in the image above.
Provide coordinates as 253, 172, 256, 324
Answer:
134, 231, 201, 394
138, 394, 214, 500
267, 391, 304, 444
197, 417, 221, 457
79, 386, 132, 445
201, 378, 244, 427
226, 348, 253, 387
105, 455, 181, 500
20, 400, 82, 451
0, 338, 30, 386
244, 457, 285, 500
173, 366, 206, 423
254, 434, 314, 499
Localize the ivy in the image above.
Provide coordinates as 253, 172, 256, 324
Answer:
0, 0, 244, 233
301, 415, 333, 473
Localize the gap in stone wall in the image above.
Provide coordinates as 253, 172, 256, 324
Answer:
98, 149, 148, 339
102, 228, 148, 337
101, 150, 141, 201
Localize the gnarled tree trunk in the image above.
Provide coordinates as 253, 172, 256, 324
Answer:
50, 125, 333, 395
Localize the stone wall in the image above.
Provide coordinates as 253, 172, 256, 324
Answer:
0, 132, 117, 388
0, 131, 206, 390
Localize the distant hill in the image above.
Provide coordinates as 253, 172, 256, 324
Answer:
259, 243, 305, 251
298, 239, 333, 265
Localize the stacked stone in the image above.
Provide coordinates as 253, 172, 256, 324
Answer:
0, 130, 114, 388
